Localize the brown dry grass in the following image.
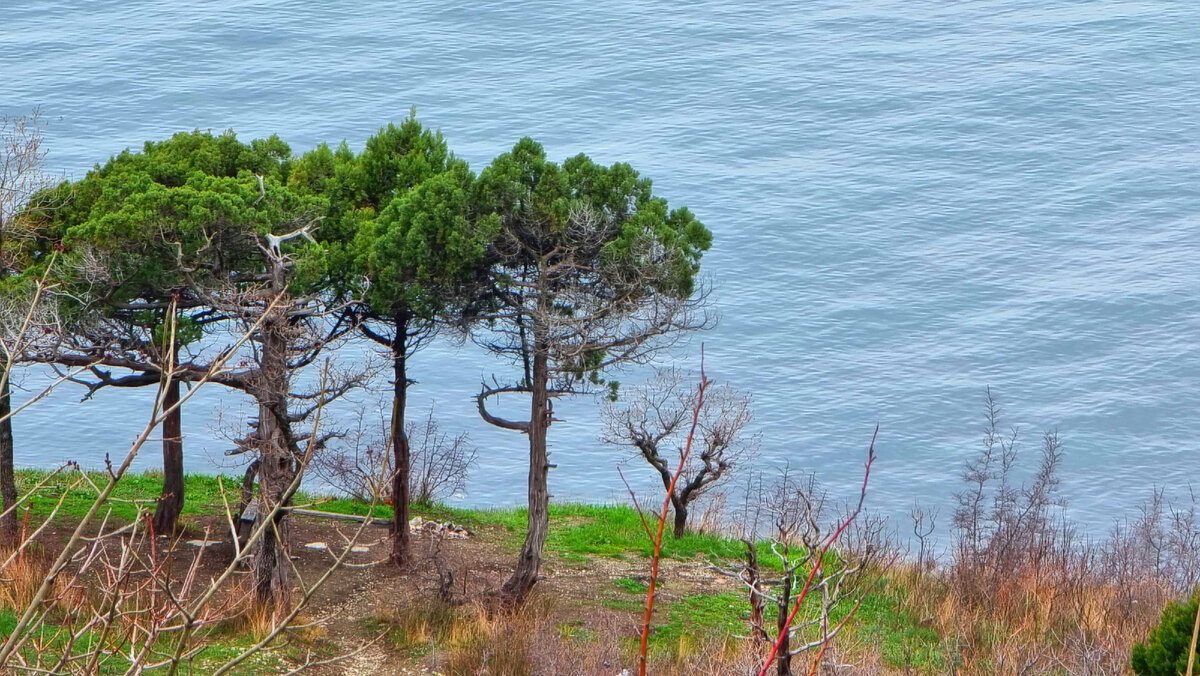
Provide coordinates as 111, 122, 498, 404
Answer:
0, 545, 78, 617
884, 557, 1172, 675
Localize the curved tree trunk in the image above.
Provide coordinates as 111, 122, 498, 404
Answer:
0, 373, 16, 548
389, 311, 412, 566
152, 378, 183, 535
501, 344, 551, 603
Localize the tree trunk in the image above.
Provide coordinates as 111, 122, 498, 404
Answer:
743, 540, 770, 651
0, 221, 14, 549
0, 372, 16, 548
251, 304, 295, 616
776, 571, 793, 676
501, 343, 551, 603
152, 378, 183, 535
671, 495, 688, 539
389, 311, 412, 566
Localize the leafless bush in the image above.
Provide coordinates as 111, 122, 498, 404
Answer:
409, 405, 477, 507
604, 366, 759, 538
314, 402, 477, 507
716, 431, 888, 676
1101, 485, 1200, 596
312, 402, 393, 502
951, 388, 1067, 605
918, 388, 1197, 674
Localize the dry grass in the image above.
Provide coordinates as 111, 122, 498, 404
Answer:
882, 553, 1175, 674
0, 546, 50, 612
369, 591, 768, 675
0, 545, 78, 618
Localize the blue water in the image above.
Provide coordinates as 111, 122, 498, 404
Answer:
2, 0, 1198, 536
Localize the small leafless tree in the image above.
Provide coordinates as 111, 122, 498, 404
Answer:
604, 366, 757, 537
409, 405, 477, 507
314, 402, 477, 508
0, 110, 57, 548
910, 502, 938, 572
717, 432, 888, 676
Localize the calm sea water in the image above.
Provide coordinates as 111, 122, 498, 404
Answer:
2, 0, 1198, 538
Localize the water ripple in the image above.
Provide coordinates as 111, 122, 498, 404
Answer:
1, 0, 1197, 532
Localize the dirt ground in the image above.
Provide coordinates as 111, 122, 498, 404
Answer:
284, 515, 739, 675
30, 512, 740, 675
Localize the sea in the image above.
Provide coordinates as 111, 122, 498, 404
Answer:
2, 0, 1198, 543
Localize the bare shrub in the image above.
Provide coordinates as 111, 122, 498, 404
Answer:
1103, 486, 1200, 596
0, 311, 378, 673
410, 406, 477, 507
715, 431, 887, 676
906, 388, 1197, 674
314, 402, 477, 507
312, 402, 393, 502
951, 388, 1067, 607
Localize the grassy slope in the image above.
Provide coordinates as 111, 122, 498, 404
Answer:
10, 469, 942, 673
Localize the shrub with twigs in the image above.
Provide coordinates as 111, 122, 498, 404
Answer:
0, 295, 378, 673
717, 434, 886, 676
314, 402, 477, 507
891, 388, 1199, 674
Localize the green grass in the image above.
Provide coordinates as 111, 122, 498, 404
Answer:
10, 469, 948, 673
304, 497, 770, 567
13, 469, 231, 525
614, 576, 648, 594
0, 608, 278, 675
405, 501, 760, 564
657, 592, 747, 644
601, 598, 645, 611
11, 468, 395, 528
557, 620, 598, 641
12, 469, 777, 568
852, 590, 945, 672
616, 592, 749, 661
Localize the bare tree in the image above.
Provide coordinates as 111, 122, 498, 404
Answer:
0, 310, 379, 673
603, 366, 757, 537
716, 433, 887, 676
909, 502, 938, 572
34, 217, 365, 615
0, 256, 65, 551
213, 225, 365, 616
0, 111, 55, 547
